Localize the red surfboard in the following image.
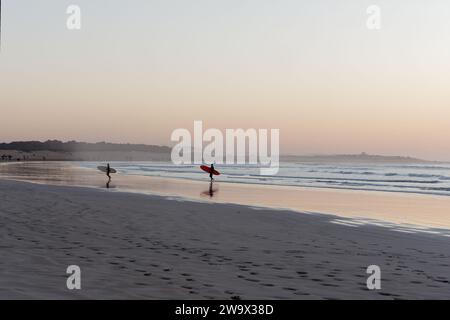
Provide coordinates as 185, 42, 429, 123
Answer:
200, 165, 221, 176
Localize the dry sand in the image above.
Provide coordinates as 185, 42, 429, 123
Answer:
0, 179, 449, 299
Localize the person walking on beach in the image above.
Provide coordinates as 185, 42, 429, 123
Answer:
106, 163, 112, 180
209, 163, 215, 181
200, 163, 220, 182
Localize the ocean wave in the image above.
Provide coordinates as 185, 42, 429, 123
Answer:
77, 162, 450, 197
407, 173, 440, 178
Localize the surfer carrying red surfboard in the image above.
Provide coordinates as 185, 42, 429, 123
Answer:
200, 164, 220, 181
209, 164, 215, 181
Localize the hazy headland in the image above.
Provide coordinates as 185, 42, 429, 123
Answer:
0, 140, 438, 163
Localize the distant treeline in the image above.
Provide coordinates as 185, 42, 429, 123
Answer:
0, 140, 171, 153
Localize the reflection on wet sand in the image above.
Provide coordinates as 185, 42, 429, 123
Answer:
201, 181, 218, 198
2, 161, 450, 232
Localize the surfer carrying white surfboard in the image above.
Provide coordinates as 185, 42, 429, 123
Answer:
97, 164, 116, 188
106, 163, 112, 188
106, 163, 112, 179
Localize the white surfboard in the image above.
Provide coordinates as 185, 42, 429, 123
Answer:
97, 166, 117, 174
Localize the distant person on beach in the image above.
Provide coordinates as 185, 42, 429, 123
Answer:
106, 163, 112, 180
210, 164, 215, 181
106, 163, 112, 189
200, 163, 219, 182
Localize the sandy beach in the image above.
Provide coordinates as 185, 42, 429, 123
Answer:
1, 177, 449, 299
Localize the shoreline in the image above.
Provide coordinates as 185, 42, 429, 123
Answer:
1, 162, 450, 231
1, 179, 450, 299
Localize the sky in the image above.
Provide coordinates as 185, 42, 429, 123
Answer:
1, 0, 450, 160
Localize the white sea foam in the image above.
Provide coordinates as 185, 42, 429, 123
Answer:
77, 161, 450, 196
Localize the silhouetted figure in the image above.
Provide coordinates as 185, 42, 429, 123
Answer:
210, 164, 215, 181
105, 163, 112, 188
106, 163, 111, 179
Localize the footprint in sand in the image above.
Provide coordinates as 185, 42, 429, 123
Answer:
134, 281, 148, 286
277, 275, 294, 279
261, 283, 274, 287
282, 287, 297, 291
294, 292, 310, 296
320, 283, 339, 287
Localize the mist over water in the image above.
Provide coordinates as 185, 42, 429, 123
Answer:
78, 162, 450, 197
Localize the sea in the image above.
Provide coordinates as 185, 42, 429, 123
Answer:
78, 161, 450, 197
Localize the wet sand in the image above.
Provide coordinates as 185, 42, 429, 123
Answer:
1, 161, 450, 232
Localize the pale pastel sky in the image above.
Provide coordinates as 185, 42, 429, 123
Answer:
1, 0, 450, 160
